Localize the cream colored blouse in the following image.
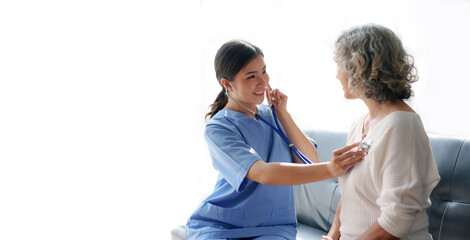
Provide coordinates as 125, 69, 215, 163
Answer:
338, 111, 440, 240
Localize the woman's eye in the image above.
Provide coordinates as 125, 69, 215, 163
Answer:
247, 75, 255, 79
263, 70, 267, 74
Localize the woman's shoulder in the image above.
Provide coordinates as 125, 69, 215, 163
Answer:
381, 111, 422, 128
377, 111, 427, 139
205, 109, 246, 136
206, 110, 233, 128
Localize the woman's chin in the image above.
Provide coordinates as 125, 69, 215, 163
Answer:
343, 91, 357, 100
253, 97, 265, 105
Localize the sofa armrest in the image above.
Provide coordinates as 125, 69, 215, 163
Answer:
171, 225, 186, 240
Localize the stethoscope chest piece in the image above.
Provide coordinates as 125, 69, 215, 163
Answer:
359, 139, 373, 154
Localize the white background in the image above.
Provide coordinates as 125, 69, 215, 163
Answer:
1, 0, 469, 239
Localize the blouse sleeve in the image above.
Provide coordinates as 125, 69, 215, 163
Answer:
373, 114, 440, 237
204, 123, 262, 192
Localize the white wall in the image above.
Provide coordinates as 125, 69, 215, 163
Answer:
1, 0, 469, 239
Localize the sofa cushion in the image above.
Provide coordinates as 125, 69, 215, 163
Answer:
171, 225, 186, 240
294, 130, 346, 233
296, 223, 328, 239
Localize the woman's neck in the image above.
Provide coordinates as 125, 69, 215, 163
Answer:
225, 101, 258, 119
362, 99, 415, 137
364, 100, 383, 121
364, 99, 414, 120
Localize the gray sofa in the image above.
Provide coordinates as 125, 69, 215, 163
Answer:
172, 129, 470, 239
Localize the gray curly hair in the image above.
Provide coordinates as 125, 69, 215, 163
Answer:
334, 24, 418, 104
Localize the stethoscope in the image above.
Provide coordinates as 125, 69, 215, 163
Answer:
224, 87, 315, 164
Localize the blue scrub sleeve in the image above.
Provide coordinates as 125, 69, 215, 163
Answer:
204, 124, 261, 192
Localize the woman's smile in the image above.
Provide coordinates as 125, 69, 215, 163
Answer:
254, 90, 265, 96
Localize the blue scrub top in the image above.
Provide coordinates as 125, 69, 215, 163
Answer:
186, 104, 298, 240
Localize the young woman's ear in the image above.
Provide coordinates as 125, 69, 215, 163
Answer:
221, 78, 232, 92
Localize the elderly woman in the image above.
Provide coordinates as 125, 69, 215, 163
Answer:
324, 24, 441, 240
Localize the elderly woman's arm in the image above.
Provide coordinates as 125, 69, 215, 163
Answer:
365, 115, 440, 238
323, 200, 342, 240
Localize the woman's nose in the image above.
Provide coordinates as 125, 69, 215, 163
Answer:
259, 76, 268, 87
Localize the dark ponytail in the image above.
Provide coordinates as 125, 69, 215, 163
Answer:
205, 40, 264, 120
206, 88, 228, 120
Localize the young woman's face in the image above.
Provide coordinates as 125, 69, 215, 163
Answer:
228, 54, 269, 107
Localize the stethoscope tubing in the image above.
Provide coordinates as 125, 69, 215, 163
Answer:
256, 106, 313, 164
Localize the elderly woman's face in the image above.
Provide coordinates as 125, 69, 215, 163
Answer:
336, 65, 356, 99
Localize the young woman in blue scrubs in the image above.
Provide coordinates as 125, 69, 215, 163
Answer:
186, 40, 366, 240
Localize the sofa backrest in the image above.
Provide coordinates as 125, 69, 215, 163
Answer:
427, 134, 470, 239
295, 129, 470, 239
294, 130, 346, 232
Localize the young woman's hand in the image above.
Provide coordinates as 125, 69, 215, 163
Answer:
266, 84, 288, 114
328, 142, 365, 177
